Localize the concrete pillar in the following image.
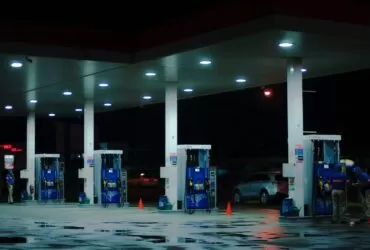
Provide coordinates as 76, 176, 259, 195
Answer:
26, 112, 35, 200
287, 57, 304, 216
78, 62, 96, 204
165, 83, 178, 166
83, 100, 94, 204
164, 84, 179, 210
163, 55, 179, 210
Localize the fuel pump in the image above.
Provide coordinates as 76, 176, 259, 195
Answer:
160, 145, 216, 212
34, 154, 64, 203
93, 150, 126, 207
282, 134, 341, 217
183, 146, 213, 214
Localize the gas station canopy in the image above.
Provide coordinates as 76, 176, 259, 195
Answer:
1, 2, 370, 116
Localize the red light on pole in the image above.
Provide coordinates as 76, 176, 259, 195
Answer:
264, 88, 273, 97
1, 144, 12, 150
11, 148, 22, 152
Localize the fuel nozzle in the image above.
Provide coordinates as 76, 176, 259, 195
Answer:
318, 176, 323, 191
188, 178, 193, 187
188, 178, 193, 193
204, 178, 210, 191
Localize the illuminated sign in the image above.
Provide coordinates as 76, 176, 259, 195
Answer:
4, 155, 14, 169
11, 148, 22, 152
1, 144, 12, 150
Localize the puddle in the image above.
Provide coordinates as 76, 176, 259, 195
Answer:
0, 237, 27, 244
115, 234, 222, 244
216, 224, 234, 228
134, 224, 149, 227
95, 229, 110, 232
130, 222, 158, 225
63, 226, 84, 230
0, 236, 27, 244
114, 229, 131, 235
179, 236, 224, 245
178, 237, 197, 243
34, 221, 46, 224
133, 235, 168, 243
39, 224, 56, 228
304, 233, 329, 237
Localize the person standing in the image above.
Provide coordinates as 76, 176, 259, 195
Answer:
5, 170, 14, 204
331, 163, 348, 223
352, 166, 370, 222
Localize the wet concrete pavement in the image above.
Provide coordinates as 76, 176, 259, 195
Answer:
0, 204, 369, 249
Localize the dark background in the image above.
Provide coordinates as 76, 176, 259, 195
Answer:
0, 69, 368, 202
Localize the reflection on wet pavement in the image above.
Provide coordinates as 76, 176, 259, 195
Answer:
0, 205, 369, 249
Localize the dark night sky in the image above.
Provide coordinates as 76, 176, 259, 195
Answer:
0, 69, 369, 168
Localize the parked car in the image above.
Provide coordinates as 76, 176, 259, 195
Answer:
233, 170, 288, 205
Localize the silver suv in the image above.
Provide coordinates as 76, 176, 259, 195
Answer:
233, 171, 288, 205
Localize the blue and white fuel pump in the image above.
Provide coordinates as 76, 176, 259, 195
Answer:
160, 145, 217, 212
93, 150, 127, 207
34, 154, 64, 203
282, 135, 342, 217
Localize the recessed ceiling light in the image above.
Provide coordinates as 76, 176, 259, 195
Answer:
104, 102, 112, 107
10, 61, 23, 68
183, 88, 193, 92
235, 78, 247, 83
142, 96, 152, 100
49, 113, 55, 117
145, 72, 156, 77
278, 42, 293, 48
301, 68, 307, 72
99, 82, 109, 87
75, 108, 83, 112
200, 60, 212, 65
63, 91, 72, 96
29, 99, 38, 104
4, 105, 12, 110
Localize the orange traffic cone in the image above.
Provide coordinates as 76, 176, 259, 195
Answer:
226, 201, 232, 216
138, 198, 144, 209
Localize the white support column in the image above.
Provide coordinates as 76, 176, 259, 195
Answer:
287, 57, 305, 216
164, 83, 178, 210
25, 112, 35, 200
161, 55, 179, 210
78, 62, 96, 204
165, 84, 178, 166
83, 100, 94, 204
78, 99, 95, 204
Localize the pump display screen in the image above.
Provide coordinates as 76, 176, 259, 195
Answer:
107, 182, 117, 188
46, 181, 54, 187
194, 183, 204, 191
194, 183, 203, 191
4, 155, 14, 170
